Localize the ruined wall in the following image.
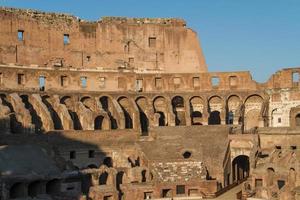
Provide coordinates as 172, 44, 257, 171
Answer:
0, 7, 207, 73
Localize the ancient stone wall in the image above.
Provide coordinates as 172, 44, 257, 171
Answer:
0, 7, 207, 73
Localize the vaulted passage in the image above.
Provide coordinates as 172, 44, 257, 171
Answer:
172, 96, 186, 126
153, 96, 167, 126
20, 95, 43, 133
244, 95, 264, 130
226, 95, 241, 125
61, 96, 82, 130
42, 95, 63, 130
94, 115, 104, 130
118, 97, 133, 129
190, 96, 204, 125
100, 96, 118, 129
208, 96, 222, 125
136, 97, 149, 135
232, 155, 249, 182
208, 111, 221, 125
0, 94, 22, 133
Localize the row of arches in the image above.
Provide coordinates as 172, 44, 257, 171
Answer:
9, 179, 60, 199
0, 93, 267, 135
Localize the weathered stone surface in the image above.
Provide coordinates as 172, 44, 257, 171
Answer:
0, 6, 300, 200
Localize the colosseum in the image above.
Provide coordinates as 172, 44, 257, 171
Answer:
0, 7, 300, 200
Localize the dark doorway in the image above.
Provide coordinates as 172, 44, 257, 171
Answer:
94, 115, 104, 130
232, 155, 249, 182
208, 111, 221, 125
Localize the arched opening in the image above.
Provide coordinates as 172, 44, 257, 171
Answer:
103, 157, 113, 168
42, 95, 63, 130
10, 182, 26, 199
60, 96, 82, 130
153, 96, 167, 126
46, 179, 60, 196
136, 97, 149, 135
172, 96, 186, 126
232, 155, 249, 182
118, 97, 133, 129
296, 114, 300, 126
20, 94, 43, 133
28, 181, 43, 197
100, 96, 118, 129
267, 168, 275, 186
139, 112, 149, 135
190, 96, 204, 125
208, 96, 222, 125
0, 94, 22, 134
208, 111, 221, 125
226, 95, 241, 125
80, 96, 93, 110
94, 115, 104, 130
244, 95, 264, 130
99, 172, 108, 185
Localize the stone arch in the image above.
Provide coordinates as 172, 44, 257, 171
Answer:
28, 180, 44, 197
80, 96, 94, 110
208, 96, 223, 125
94, 115, 104, 130
42, 95, 63, 130
20, 94, 43, 133
10, 182, 27, 199
46, 179, 60, 196
232, 155, 249, 182
118, 96, 133, 129
189, 96, 204, 125
171, 96, 186, 126
244, 94, 264, 130
0, 94, 21, 134
99, 96, 118, 129
226, 95, 242, 125
136, 96, 149, 135
153, 96, 168, 126
60, 96, 82, 130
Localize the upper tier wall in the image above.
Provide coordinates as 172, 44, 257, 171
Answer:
0, 7, 207, 73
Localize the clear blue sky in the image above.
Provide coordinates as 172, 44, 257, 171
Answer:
1, 0, 299, 82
